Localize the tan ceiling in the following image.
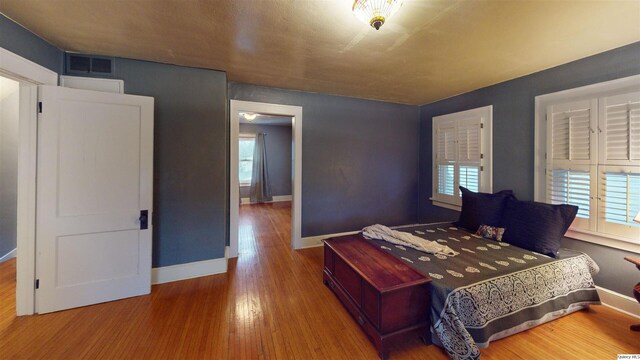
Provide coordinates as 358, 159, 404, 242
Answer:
1, 0, 639, 105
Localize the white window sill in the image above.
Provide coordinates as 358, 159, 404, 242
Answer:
565, 228, 640, 254
429, 198, 461, 212
239, 183, 250, 187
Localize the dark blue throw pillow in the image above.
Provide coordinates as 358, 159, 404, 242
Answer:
501, 199, 578, 258
455, 187, 515, 232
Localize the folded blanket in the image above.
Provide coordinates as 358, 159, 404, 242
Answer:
362, 224, 459, 257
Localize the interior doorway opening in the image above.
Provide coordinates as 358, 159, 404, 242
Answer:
237, 114, 293, 256
0, 75, 20, 315
229, 100, 303, 258
1, 46, 59, 316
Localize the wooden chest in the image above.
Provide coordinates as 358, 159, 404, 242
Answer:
323, 235, 432, 359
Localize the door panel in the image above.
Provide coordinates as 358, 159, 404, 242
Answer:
57, 101, 141, 217
36, 85, 153, 314
56, 230, 141, 287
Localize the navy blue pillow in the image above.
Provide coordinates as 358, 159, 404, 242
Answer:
501, 199, 578, 258
455, 187, 515, 232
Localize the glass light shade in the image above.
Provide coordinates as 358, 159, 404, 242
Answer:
352, 0, 403, 30
242, 113, 257, 121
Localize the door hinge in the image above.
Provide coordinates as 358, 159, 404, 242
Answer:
480, 153, 484, 159
480, 123, 484, 129
480, 166, 484, 171
38, 102, 42, 113
35, 279, 39, 289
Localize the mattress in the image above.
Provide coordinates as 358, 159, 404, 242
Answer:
363, 222, 601, 360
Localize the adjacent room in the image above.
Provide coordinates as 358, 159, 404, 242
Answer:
237, 112, 294, 256
0, 1, 638, 359
0, 75, 19, 268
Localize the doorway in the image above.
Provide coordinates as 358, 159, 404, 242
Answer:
229, 100, 302, 257
237, 114, 293, 255
0, 46, 58, 315
0, 75, 20, 316
0, 76, 19, 262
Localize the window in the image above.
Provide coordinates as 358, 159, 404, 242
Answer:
432, 105, 492, 209
545, 90, 640, 243
239, 135, 255, 186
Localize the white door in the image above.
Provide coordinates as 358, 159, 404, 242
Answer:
35, 85, 154, 313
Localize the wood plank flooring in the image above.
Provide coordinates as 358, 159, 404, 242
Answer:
0, 201, 638, 359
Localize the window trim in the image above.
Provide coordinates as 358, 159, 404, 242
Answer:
238, 133, 255, 187
534, 74, 640, 253
431, 105, 493, 210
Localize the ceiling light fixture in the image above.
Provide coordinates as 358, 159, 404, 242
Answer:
352, 0, 403, 30
242, 113, 258, 121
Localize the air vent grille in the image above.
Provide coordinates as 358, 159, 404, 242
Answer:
69, 55, 90, 73
91, 58, 112, 73
65, 53, 114, 76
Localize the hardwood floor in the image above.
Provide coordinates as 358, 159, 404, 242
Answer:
0, 201, 638, 359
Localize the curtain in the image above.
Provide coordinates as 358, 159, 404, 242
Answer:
250, 133, 272, 203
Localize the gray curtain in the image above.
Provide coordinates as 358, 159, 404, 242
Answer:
250, 133, 272, 203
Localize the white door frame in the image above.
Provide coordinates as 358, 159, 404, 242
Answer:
0, 47, 58, 315
229, 100, 302, 256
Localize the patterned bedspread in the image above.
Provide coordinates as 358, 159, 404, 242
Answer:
362, 222, 600, 360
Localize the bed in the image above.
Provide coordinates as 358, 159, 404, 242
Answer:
360, 222, 601, 360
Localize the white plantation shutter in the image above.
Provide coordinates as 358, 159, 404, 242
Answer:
432, 106, 491, 208
548, 169, 591, 217
437, 164, 455, 196
434, 119, 457, 203
599, 91, 640, 163
459, 165, 480, 193
457, 117, 481, 162
547, 167, 595, 230
458, 117, 482, 194
597, 166, 640, 239
436, 119, 456, 162
547, 99, 596, 165
546, 99, 597, 231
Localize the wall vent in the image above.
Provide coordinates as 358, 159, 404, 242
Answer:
65, 53, 114, 76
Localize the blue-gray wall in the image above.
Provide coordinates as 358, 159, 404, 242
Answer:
239, 123, 292, 198
229, 83, 421, 237
101, 59, 228, 267
419, 42, 640, 297
0, 15, 62, 73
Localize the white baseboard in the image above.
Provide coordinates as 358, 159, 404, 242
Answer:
152, 257, 227, 285
241, 195, 292, 204
596, 286, 640, 319
0, 248, 16, 263
297, 230, 361, 249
